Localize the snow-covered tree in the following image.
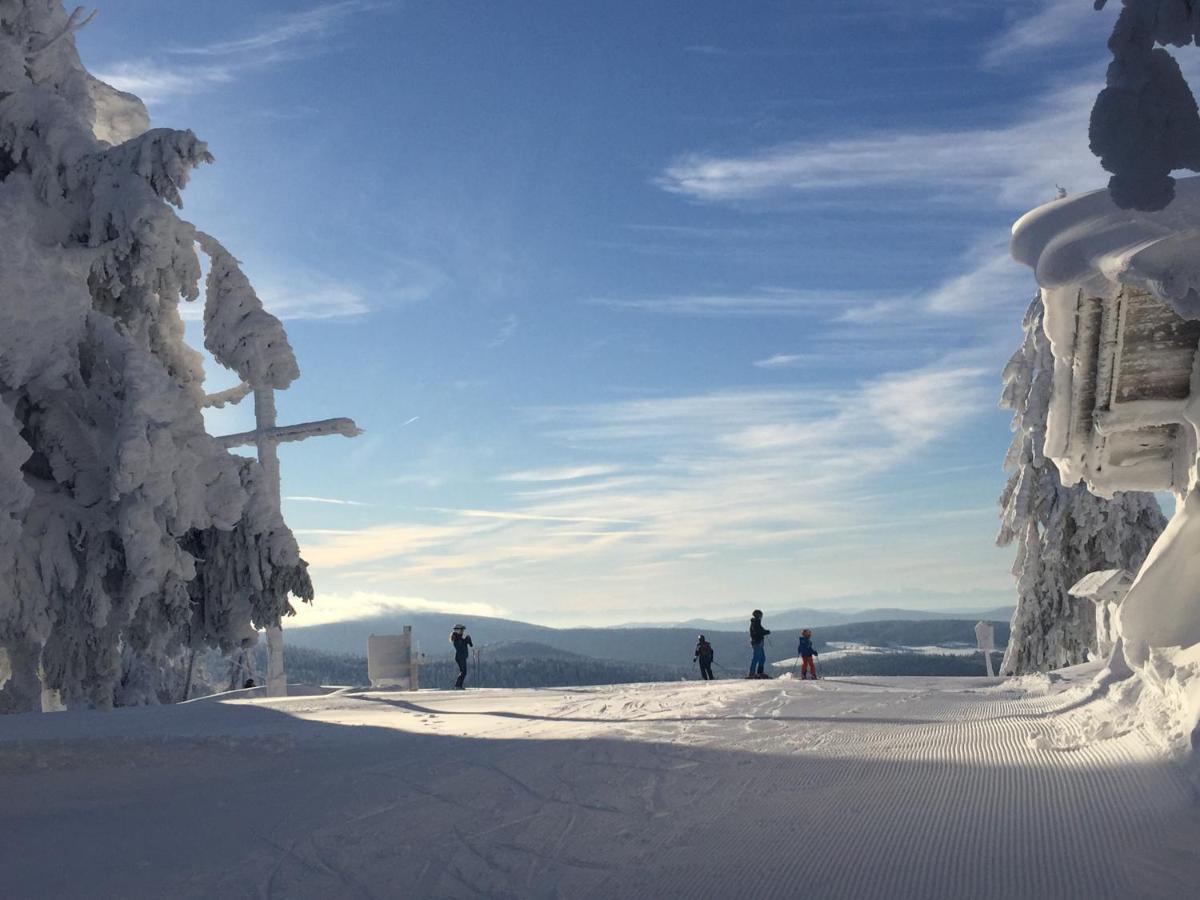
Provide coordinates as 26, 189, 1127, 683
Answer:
997, 296, 1166, 674
0, 1, 310, 711
1090, 0, 1200, 210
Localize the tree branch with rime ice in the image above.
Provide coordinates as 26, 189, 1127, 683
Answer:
1090, 0, 1200, 209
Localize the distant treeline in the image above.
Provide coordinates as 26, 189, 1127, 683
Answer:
281, 645, 691, 689
277, 645, 996, 689
287, 613, 1008, 667
813, 620, 1010, 652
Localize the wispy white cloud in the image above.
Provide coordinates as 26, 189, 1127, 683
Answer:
95, 1, 391, 106
830, 238, 1033, 323
984, 1, 1111, 66
285, 495, 370, 506
172, 1, 381, 57
835, 299, 909, 324
260, 280, 370, 320
656, 79, 1104, 209
488, 313, 519, 348
921, 239, 1034, 314
296, 359, 993, 598
752, 353, 808, 369
497, 465, 622, 483
184, 257, 443, 322
423, 507, 641, 525
179, 274, 370, 322
591, 288, 868, 317
92, 61, 236, 105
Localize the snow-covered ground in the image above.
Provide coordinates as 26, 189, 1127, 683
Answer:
773, 641, 987, 666
3, 671, 1199, 899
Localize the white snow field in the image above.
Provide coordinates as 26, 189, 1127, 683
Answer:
4, 672, 1200, 899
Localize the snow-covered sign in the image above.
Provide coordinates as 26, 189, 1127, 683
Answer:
974, 621, 994, 652
1068, 569, 1134, 659
367, 630, 417, 690
1068, 569, 1134, 607
974, 621, 995, 677
1012, 180, 1200, 498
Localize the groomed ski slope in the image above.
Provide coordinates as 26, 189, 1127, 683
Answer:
3, 670, 1199, 899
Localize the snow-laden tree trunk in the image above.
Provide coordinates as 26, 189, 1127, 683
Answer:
998, 297, 1166, 674
0, 1, 312, 710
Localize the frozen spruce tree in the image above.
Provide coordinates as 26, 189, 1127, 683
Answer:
0, 1, 312, 711
997, 297, 1166, 674
1090, 0, 1200, 210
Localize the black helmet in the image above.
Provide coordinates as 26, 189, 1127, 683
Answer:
752, 609, 763, 618
698, 634, 706, 641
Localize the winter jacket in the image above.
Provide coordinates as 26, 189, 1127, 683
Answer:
695, 639, 714, 662
749, 618, 770, 645
451, 633, 473, 661
796, 635, 816, 658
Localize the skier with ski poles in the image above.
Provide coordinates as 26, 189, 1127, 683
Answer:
694, 635, 715, 680
748, 610, 771, 678
450, 624, 473, 689
796, 628, 819, 680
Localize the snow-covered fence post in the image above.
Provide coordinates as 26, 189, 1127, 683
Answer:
974, 621, 996, 677
254, 384, 286, 698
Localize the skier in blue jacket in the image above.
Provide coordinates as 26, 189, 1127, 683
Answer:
797, 628, 818, 680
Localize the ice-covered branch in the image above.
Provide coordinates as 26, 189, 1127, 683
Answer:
214, 417, 363, 451
25, 6, 96, 57
203, 382, 253, 409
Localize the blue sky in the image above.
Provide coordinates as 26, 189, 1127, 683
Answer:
77, 1, 1120, 626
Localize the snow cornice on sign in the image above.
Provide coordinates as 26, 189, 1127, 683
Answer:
1012, 175, 1200, 320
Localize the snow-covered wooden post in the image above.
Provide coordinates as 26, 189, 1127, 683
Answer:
1011, 177, 1200, 669
197, 232, 361, 698
214, 388, 360, 696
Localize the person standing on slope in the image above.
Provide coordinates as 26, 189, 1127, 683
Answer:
796, 628, 819, 680
695, 635, 715, 681
450, 624, 473, 689
748, 610, 771, 678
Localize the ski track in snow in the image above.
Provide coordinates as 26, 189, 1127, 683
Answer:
2, 672, 1199, 899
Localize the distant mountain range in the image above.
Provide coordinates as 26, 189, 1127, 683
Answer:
286, 607, 1011, 670
656, 605, 1015, 631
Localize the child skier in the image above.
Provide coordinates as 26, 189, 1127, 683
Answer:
797, 628, 818, 680
450, 624, 473, 689
694, 635, 715, 680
